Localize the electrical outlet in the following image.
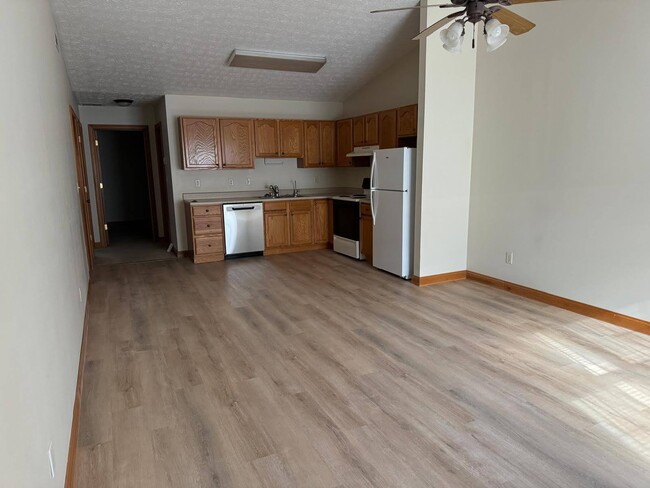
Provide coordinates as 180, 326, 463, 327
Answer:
506, 251, 514, 265
48, 443, 55, 479
229, 178, 234, 186
78, 288, 83, 303
194, 179, 201, 188
246, 178, 251, 186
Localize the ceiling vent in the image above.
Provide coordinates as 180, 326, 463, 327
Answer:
227, 49, 326, 73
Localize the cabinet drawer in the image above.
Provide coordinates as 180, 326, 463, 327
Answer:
194, 236, 224, 255
193, 216, 222, 236
264, 201, 288, 213
192, 205, 222, 217
360, 203, 372, 217
289, 200, 312, 212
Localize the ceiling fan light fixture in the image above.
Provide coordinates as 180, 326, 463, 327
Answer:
440, 21, 465, 53
485, 18, 510, 52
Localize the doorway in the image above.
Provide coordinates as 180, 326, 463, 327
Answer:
88, 124, 172, 265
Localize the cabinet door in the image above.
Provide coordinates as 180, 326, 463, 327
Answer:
255, 119, 279, 157
279, 120, 304, 157
364, 113, 379, 145
264, 212, 289, 248
302, 121, 321, 167
378, 109, 397, 149
312, 199, 329, 244
336, 119, 353, 167
220, 119, 254, 169
320, 121, 336, 167
289, 210, 313, 246
353, 116, 365, 147
361, 215, 373, 265
180, 117, 220, 169
397, 105, 418, 137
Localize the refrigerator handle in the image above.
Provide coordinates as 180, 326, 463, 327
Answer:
370, 152, 377, 190
370, 189, 377, 226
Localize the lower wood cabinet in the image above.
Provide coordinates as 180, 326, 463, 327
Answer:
185, 203, 225, 263
360, 203, 373, 265
263, 198, 331, 255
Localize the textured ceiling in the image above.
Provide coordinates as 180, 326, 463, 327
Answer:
49, 0, 420, 106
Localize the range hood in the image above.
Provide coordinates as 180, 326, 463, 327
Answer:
346, 145, 379, 158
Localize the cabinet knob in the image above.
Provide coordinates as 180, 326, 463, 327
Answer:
205, 209, 209, 213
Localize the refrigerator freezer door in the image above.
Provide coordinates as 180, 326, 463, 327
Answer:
372, 148, 412, 192
372, 189, 412, 279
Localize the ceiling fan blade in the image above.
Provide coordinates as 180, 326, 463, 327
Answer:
492, 7, 536, 35
412, 10, 465, 41
371, 4, 457, 14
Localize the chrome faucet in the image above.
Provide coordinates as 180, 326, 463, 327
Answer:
292, 180, 300, 198
266, 184, 280, 198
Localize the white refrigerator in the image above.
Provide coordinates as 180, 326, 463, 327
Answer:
370, 148, 416, 279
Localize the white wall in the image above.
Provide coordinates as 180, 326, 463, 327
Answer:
341, 47, 419, 117
0, 1, 89, 486
413, 3, 476, 278
78, 105, 162, 241
469, 0, 650, 321
163, 94, 369, 251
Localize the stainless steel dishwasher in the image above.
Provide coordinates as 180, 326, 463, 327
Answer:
223, 203, 265, 259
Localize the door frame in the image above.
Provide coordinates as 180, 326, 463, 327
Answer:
69, 107, 95, 271
88, 124, 157, 248
154, 122, 170, 244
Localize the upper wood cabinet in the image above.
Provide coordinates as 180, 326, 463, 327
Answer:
378, 109, 398, 149
353, 116, 365, 147
320, 121, 336, 167
255, 119, 279, 157
220, 119, 255, 169
279, 120, 304, 157
299, 121, 336, 168
364, 113, 379, 145
397, 105, 418, 137
180, 117, 220, 170
336, 119, 353, 166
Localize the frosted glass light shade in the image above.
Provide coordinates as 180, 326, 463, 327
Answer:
485, 19, 510, 52
440, 21, 465, 53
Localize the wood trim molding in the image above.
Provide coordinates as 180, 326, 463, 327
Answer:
412, 271, 467, 287
466, 271, 650, 336
64, 284, 91, 488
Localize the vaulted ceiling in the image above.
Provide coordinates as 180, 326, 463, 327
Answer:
49, 0, 419, 105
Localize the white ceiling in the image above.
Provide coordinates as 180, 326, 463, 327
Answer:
49, 0, 420, 106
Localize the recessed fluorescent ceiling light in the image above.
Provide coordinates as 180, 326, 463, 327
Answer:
227, 49, 326, 73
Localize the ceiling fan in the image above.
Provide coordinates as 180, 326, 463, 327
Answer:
372, 0, 559, 53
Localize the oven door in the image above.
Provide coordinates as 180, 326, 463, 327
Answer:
333, 200, 360, 241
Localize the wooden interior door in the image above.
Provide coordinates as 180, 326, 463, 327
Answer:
154, 122, 170, 244
378, 109, 398, 149
303, 121, 321, 167
255, 119, 279, 157
336, 119, 353, 167
179, 117, 220, 169
220, 119, 255, 169
69, 107, 94, 271
320, 121, 336, 167
364, 113, 379, 146
279, 120, 304, 157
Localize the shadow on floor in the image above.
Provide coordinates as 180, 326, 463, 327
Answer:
94, 220, 175, 266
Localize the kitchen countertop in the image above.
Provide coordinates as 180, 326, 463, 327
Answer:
184, 189, 370, 206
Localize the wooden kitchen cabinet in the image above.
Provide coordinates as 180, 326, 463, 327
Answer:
313, 199, 329, 244
279, 120, 304, 157
299, 121, 336, 168
353, 116, 365, 147
180, 117, 220, 169
378, 109, 398, 149
364, 113, 379, 145
255, 119, 280, 157
336, 119, 353, 166
263, 201, 290, 249
397, 104, 418, 137
219, 118, 255, 168
360, 203, 373, 265
289, 201, 313, 246
185, 202, 225, 263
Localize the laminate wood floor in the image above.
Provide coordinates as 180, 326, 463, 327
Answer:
75, 250, 650, 487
